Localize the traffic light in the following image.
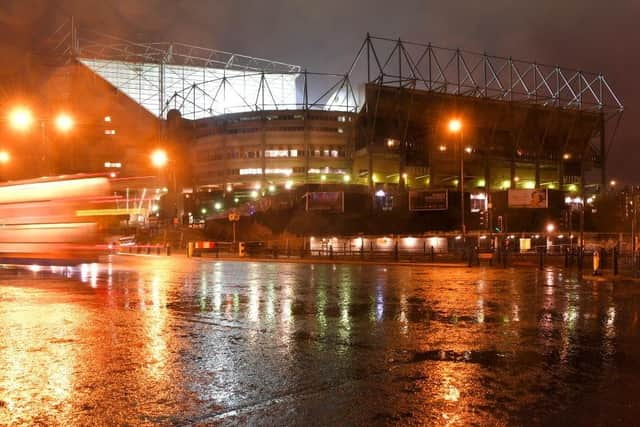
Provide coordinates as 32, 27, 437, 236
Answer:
495, 215, 503, 232
238, 242, 246, 257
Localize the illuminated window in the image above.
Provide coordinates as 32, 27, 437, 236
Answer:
264, 149, 288, 157
239, 168, 263, 175
265, 168, 293, 175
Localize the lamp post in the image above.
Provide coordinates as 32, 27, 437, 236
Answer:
546, 222, 555, 252
7, 106, 75, 174
151, 148, 178, 223
0, 150, 10, 181
632, 187, 638, 277
448, 118, 465, 237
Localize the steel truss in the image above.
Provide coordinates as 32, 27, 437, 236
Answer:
71, 28, 359, 117
160, 71, 359, 118
46, 20, 623, 122
350, 35, 623, 116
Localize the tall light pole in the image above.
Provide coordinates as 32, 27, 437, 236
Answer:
151, 148, 178, 223
7, 106, 75, 174
448, 118, 465, 237
632, 187, 638, 277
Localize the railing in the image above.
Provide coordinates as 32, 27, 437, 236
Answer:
187, 239, 640, 275
117, 243, 171, 256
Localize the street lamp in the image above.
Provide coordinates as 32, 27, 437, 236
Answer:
151, 149, 169, 168
7, 107, 76, 174
54, 113, 74, 133
0, 150, 10, 181
150, 148, 177, 222
448, 118, 465, 236
448, 119, 462, 133
8, 106, 33, 132
545, 223, 555, 254
0, 150, 10, 164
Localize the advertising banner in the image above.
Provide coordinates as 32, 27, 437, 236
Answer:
409, 190, 448, 211
507, 189, 548, 208
306, 192, 344, 213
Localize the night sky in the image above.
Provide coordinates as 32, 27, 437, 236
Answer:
1, 0, 637, 180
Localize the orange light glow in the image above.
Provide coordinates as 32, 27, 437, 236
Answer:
448, 118, 462, 133
0, 150, 10, 164
151, 149, 168, 168
8, 106, 33, 132
55, 113, 74, 133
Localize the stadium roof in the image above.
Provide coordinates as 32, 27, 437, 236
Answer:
46, 20, 622, 120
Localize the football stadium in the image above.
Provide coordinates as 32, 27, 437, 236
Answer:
23, 22, 624, 234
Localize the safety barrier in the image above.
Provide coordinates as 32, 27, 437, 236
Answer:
118, 244, 171, 256
187, 241, 217, 257
187, 241, 246, 257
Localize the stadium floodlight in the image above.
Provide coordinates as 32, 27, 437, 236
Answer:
8, 106, 34, 132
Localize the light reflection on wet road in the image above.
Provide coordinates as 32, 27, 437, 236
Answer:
1, 256, 639, 425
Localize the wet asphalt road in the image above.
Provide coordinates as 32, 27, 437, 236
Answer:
0, 255, 639, 426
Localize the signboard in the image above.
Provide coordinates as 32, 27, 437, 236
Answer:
409, 190, 448, 211
508, 189, 548, 208
305, 192, 344, 213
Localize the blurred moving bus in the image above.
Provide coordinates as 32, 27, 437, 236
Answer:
0, 174, 121, 264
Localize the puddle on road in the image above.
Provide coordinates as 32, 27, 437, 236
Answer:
1, 261, 639, 425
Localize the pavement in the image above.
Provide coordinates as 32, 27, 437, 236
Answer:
1, 257, 640, 425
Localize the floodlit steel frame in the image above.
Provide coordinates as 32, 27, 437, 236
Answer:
46, 20, 624, 116
350, 34, 623, 115
160, 70, 359, 118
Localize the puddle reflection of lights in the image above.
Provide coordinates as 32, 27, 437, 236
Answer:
90, 263, 99, 288
476, 298, 485, 323
443, 384, 460, 402
80, 264, 89, 283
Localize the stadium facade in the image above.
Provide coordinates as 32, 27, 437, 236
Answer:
40, 23, 624, 233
